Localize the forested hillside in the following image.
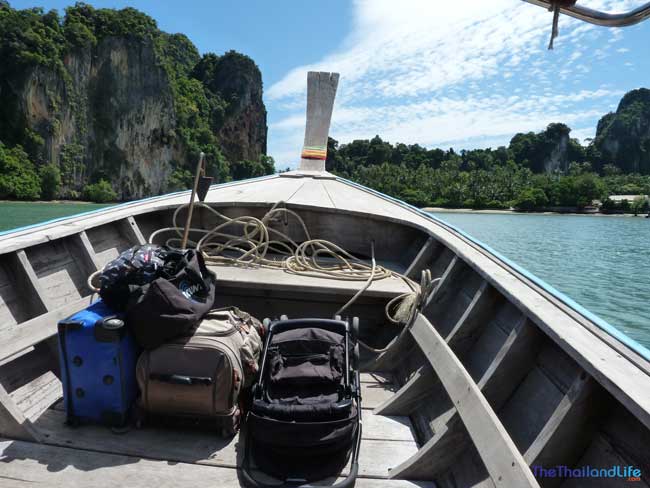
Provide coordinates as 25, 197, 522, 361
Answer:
0, 2, 273, 202
326, 89, 650, 212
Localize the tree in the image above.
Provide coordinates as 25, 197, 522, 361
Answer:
619, 199, 631, 212
573, 173, 606, 207
229, 155, 275, 181
514, 188, 548, 211
40, 163, 61, 200
166, 167, 193, 192
84, 179, 117, 202
631, 196, 648, 216
0, 143, 40, 199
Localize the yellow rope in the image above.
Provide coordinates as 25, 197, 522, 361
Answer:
150, 202, 427, 323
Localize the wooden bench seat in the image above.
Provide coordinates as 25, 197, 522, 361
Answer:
210, 264, 413, 299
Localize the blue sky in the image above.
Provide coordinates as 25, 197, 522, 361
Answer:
10, 0, 650, 169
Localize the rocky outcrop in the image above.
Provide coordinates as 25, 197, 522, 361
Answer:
542, 124, 570, 174
509, 123, 574, 174
191, 51, 267, 164
0, 5, 268, 200
594, 88, 650, 174
16, 37, 179, 199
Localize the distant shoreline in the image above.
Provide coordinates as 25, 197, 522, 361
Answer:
0, 199, 106, 205
421, 207, 648, 218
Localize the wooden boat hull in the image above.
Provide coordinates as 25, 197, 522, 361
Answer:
1, 172, 649, 487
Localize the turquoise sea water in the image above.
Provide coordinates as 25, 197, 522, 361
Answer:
0, 201, 113, 233
430, 212, 650, 350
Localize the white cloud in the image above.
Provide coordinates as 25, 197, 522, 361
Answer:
266, 0, 637, 168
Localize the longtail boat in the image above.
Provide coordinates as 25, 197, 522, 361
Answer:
2, 3, 650, 484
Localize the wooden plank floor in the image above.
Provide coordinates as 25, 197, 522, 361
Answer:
0, 439, 434, 488
0, 373, 422, 487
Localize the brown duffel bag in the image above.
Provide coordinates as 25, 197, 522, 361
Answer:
135, 307, 264, 436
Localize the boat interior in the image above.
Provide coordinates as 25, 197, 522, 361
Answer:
1, 177, 650, 487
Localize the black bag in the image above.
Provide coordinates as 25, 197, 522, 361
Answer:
98, 244, 166, 311
126, 250, 216, 349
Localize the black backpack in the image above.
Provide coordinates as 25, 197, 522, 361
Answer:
98, 245, 216, 349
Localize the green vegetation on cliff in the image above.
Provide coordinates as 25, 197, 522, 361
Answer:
0, 2, 272, 202
593, 88, 650, 174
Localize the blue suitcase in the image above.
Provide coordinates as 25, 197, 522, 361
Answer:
58, 300, 139, 426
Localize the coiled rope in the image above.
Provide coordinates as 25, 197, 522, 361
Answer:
151, 201, 438, 324
89, 202, 440, 349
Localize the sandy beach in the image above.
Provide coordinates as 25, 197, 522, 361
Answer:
421, 207, 648, 218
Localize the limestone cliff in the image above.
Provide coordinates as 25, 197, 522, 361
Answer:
0, 4, 269, 200
509, 123, 578, 174
594, 88, 650, 175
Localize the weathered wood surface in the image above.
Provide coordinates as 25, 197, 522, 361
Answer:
9, 371, 61, 423
13, 250, 52, 314
374, 366, 437, 417
404, 237, 436, 279
0, 439, 436, 488
446, 281, 499, 353
300, 72, 339, 172
407, 314, 539, 487
0, 296, 94, 362
29, 374, 417, 480
360, 381, 398, 410
74, 231, 102, 274
0, 374, 414, 483
0, 382, 41, 442
125, 216, 147, 245
423, 255, 459, 309
209, 264, 413, 299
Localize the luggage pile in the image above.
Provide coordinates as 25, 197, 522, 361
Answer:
57, 244, 361, 486
58, 245, 262, 432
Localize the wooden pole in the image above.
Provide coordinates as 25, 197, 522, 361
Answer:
181, 152, 205, 250
299, 72, 339, 172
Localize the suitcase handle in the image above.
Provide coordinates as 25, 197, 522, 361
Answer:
149, 373, 213, 386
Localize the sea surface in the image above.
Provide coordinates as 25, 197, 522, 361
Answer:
430, 211, 650, 351
0, 201, 113, 233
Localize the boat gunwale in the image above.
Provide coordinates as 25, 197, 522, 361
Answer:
0, 174, 279, 243
338, 176, 650, 366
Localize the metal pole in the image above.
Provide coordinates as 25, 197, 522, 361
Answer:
180, 152, 205, 250
521, 0, 650, 27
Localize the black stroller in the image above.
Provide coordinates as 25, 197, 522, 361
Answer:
242, 317, 361, 488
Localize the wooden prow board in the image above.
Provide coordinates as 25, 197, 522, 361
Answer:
299, 71, 339, 172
